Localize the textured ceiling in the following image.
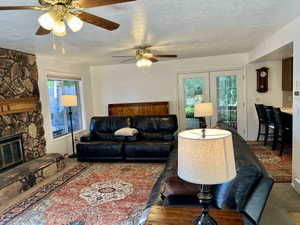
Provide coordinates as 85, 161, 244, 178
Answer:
255, 43, 293, 62
0, 0, 300, 66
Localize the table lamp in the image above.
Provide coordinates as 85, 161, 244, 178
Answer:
194, 102, 214, 137
61, 95, 78, 158
178, 129, 236, 225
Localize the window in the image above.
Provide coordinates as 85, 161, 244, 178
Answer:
48, 79, 83, 138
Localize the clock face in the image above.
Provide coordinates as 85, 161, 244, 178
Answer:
260, 71, 267, 78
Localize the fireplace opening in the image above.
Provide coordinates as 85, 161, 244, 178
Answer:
0, 134, 24, 171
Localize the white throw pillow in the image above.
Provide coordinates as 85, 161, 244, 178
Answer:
114, 127, 139, 136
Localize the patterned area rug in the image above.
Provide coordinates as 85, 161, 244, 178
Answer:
248, 142, 292, 183
0, 162, 164, 225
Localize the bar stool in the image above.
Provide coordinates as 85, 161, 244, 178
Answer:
262, 105, 275, 146
255, 104, 267, 142
272, 107, 292, 155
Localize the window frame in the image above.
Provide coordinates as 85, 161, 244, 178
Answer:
46, 72, 86, 140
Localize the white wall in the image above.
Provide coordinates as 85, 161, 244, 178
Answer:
246, 61, 283, 140
90, 53, 248, 131
292, 22, 300, 192
249, 17, 298, 62
37, 55, 93, 156
249, 15, 300, 193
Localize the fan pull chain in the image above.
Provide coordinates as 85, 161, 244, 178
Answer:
61, 37, 66, 55
52, 33, 57, 50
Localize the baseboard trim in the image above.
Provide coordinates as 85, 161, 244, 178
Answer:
292, 178, 300, 194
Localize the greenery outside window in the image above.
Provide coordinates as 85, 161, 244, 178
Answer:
48, 79, 83, 138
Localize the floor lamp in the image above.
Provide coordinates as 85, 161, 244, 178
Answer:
61, 95, 78, 158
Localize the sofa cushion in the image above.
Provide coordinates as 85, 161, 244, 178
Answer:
213, 163, 262, 210
124, 141, 173, 158
126, 135, 138, 142
94, 132, 126, 141
141, 132, 174, 141
132, 115, 178, 133
77, 141, 123, 157
90, 116, 131, 139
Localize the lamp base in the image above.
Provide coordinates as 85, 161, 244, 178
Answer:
193, 185, 218, 225
198, 117, 207, 129
68, 154, 77, 158
193, 209, 217, 225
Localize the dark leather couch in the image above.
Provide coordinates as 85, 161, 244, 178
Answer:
76, 115, 178, 162
139, 124, 274, 225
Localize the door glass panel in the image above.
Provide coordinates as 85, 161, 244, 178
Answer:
216, 76, 237, 129
183, 78, 205, 129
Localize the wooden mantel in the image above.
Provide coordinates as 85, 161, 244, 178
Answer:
0, 97, 38, 115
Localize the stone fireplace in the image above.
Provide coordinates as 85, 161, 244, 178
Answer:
0, 48, 65, 206
0, 47, 46, 161
0, 134, 24, 171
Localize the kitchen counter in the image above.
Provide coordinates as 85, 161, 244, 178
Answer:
281, 107, 293, 115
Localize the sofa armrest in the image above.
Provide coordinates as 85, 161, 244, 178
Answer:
80, 134, 91, 142
242, 176, 274, 225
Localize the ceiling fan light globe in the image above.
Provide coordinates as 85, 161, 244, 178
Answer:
66, 13, 84, 32
136, 58, 152, 67
52, 29, 66, 37
136, 60, 142, 67
146, 59, 152, 67
53, 20, 66, 35
38, 12, 56, 30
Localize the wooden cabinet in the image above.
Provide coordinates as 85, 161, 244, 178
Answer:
282, 57, 293, 91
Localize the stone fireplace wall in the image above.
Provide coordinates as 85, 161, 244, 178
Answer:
0, 48, 46, 161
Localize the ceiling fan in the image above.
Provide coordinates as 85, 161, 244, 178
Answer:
112, 46, 178, 67
0, 0, 136, 37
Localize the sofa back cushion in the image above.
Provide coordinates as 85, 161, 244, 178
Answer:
90, 116, 131, 140
132, 115, 178, 140
212, 122, 265, 211
213, 164, 262, 210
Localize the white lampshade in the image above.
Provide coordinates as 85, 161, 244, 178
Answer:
65, 13, 84, 32
38, 11, 57, 30
61, 95, 78, 107
194, 102, 214, 117
178, 129, 236, 185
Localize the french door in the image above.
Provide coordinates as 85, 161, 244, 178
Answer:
178, 73, 210, 130
178, 70, 245, 137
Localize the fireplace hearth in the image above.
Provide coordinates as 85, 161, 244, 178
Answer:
0, 134, 24, 171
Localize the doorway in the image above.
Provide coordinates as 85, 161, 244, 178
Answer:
178, 69, 246, 136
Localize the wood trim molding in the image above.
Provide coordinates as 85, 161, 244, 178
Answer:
0, 97, 38, 115
108, 101, 169, 116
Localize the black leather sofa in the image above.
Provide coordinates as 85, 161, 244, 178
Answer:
76, 115, 178, 162
139, 124, 274, 225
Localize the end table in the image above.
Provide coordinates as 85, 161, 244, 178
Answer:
145, 206, 244, 225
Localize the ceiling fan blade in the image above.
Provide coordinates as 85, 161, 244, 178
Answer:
74, 11, 119, 31
35, 26, 51, 35
152, 55, 178, 58
0, 6, 44, 10
120, 58, 136, 63
112, 56, 134, 58
134, 45, 152, 50
149, 57, 159, 63
78, 0, 135, 8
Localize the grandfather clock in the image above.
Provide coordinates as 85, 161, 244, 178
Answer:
256, 67, 269, 93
